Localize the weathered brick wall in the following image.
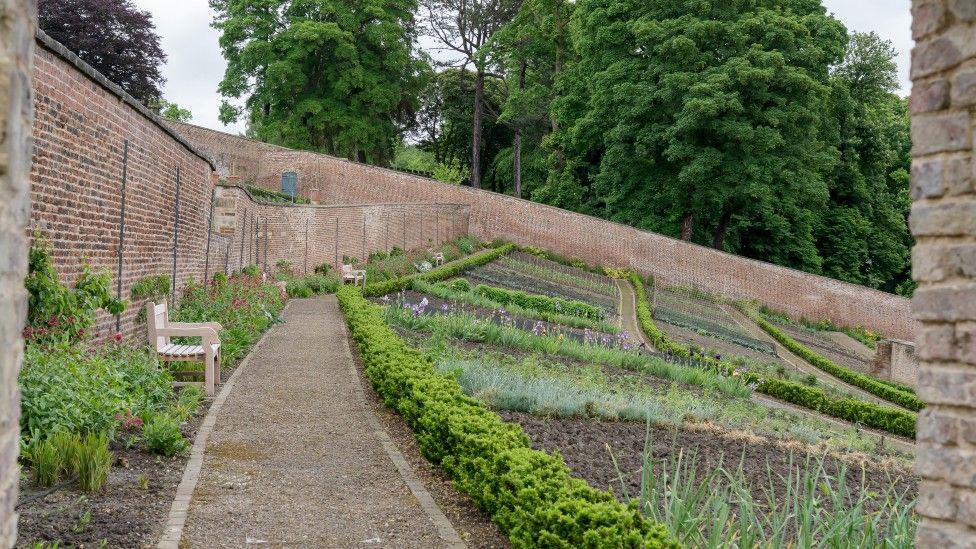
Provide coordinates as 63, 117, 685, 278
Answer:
910, 1, 976, 545
30, 32, 217, 340
169, 122, 918, 341
1, 2, 35, 546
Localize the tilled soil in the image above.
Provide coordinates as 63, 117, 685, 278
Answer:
465, 263, 619, 313
16, 412, 206, 548
501, 412, 917, 510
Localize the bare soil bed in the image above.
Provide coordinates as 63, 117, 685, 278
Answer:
501, 412, 917, 510
657, 319, 786, 366
16, 412, 206, 548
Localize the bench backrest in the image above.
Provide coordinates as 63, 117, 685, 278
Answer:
146, 302, 170, 350
342, 264, 354, 276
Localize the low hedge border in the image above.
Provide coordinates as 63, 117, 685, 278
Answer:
337, 286, 677, 547
626, 273, 917, 439
474, 284, 606, 322
740, 307, 924, 412
364, 243, 516, 297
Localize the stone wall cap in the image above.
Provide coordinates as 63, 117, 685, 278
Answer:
34, 29, 217, 172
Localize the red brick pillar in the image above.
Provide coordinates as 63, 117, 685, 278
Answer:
0, 1, 36, 546
910, 1, 976, 545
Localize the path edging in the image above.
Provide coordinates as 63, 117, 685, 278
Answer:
157, 301, 293, 549
336, 303, 467, 549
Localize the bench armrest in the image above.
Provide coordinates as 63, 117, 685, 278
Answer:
168, 321, 223, 332
155, 326, 220, 344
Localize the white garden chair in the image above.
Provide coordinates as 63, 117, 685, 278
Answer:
146, 302, 222, 396
342, 264, 366, 287
432, 252, 445, 266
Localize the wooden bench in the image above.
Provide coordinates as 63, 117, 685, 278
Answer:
432, 252, 445, 266
342, 264, 366, 287
146, 302, 223, 396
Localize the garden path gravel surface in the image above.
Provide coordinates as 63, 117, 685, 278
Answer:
179, 296, 461, 548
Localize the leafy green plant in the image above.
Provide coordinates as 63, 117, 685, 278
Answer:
171, 387, 205, 422
412, 279, 620, 333
304, 274, 340, 294
130, 275, 171, 300
144, 413, 188, 457
245, 184, 311, 204
337, 286, 677, 547
313, 263, 331, 275
25, 237, 126, 343
241, 265, 261, 277
285, 279, 313, 298
20, 343, 173, 444
474, 283, 607, 321
77, 432, 112, 492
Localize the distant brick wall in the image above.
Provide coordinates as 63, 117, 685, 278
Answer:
910, 1, 976, 545
169, 122, 918, 341
1, 2, 35, 546
209, 185, 469, 276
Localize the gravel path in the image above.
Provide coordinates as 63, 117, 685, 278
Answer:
179, 296, 460, 548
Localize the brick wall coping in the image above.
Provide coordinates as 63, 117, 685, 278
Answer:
34, 30, 217, 172
179, 120, 912, 306
223, 183, 468, 210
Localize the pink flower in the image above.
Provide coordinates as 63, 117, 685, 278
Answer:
112, 332, 124, 343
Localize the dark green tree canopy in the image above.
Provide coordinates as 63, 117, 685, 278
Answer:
212, 0, 430, 164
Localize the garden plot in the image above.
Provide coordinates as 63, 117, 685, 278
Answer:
357, 251, 918, 546
465, 258, 619, 315
771, 319, 875, 374
651, 286, 775, 356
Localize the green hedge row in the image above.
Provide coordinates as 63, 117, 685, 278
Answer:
627, 273, 917, 439
363, 243, 516, 297
742, 308, 924, 412
338, 286, 676, 547
474, 284, 606, 321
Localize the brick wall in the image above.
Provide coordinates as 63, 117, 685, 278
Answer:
30, 32, 217, 340
168, 121, 918, 341
27, 38, 468, 343
209, 185, 469, 276
0, 2, 34, 547
910, 1, 976, 545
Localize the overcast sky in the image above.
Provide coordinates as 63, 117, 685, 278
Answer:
133, 0, 913, 136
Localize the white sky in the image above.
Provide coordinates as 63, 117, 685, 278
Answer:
133, 0, 914, 136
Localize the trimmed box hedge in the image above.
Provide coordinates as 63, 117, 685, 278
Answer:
627, 273, 917, 439
337, 286, 676, 548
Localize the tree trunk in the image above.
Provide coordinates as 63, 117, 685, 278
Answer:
470, 68, 485, 189
680, 212, 694, 241
712, 209, 733, 250
513, 59, 526, 199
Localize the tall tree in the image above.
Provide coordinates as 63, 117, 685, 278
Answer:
412, 68, 510, 189
544, 0, 846, 273
38, 0, 166, 106
420, 0, 520, 188
819, 32, 913, 293
490, 0, 573, 198
212, 0, 430, 164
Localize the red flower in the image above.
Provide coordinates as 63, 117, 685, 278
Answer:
22, 326, 34, 340
47, 315, 60, 327
112, 332, 124, 343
